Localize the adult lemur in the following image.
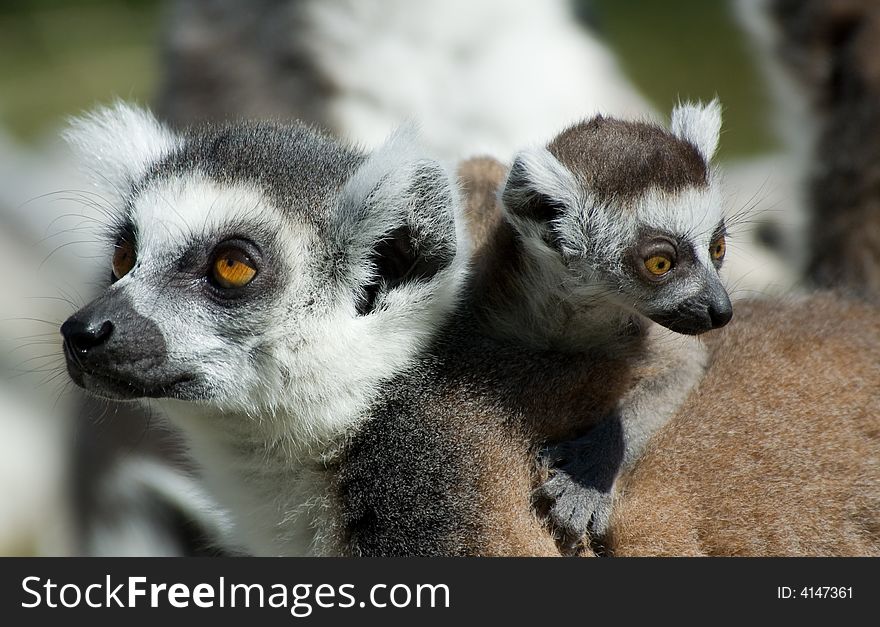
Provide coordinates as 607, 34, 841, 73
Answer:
460, 101, 731, 548
59, 103, 471, 554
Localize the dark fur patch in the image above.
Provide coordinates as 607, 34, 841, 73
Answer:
156, 0, 338, 131
768, 0, 880, 298
332, 314, 634, 556
357, 225, 449, 315
548, 116, 708, 206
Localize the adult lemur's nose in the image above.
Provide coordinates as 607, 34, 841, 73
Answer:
61, 318, 114, 354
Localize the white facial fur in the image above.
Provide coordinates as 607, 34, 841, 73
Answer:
499, 102, 727, 344
64, 103, 470, 554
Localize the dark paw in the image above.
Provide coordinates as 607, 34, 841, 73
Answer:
533, 422, 623, 554
535, 464, 614, 554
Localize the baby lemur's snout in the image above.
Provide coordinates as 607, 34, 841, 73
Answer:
648, 282, 733, 335
707, 290, 734, 328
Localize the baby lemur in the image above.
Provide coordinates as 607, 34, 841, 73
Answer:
462, 101, 731, 547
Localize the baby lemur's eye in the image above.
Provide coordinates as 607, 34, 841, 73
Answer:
111, 239, 136, 281
637, 238, 677, 280
710, 236, 726, 263
212, 248, 258, 289
644, 255, 673, 276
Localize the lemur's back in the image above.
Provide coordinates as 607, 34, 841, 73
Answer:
332, 292, 880, 557
609, 294, 880, 556
337, 294, 880, 557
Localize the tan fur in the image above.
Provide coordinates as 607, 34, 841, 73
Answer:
459, 293, 880, 557
457, 158, 880, 557
607, 295, 880, 556
458, 156, 508, 251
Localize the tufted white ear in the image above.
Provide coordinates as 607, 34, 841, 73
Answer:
63, 101, 181, 199
501, 147, 583, 224
670, 99, 722, 162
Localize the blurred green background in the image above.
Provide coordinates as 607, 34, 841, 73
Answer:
0, 0, 159, 141
0, 0, 774, 157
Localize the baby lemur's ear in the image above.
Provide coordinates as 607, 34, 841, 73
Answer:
670, 99, 722, 163
500, 147, 583, 246
63, 101, 181, 200
334, 126, 466, 315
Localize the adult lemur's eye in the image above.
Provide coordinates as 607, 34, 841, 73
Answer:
111, 239, 136, 280
212, 249, 257, 289
711, 236, 726, 262
644, 255, 673, 276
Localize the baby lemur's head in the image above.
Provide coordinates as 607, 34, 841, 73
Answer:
60, 103, 467, 444
502, 101, 731, 335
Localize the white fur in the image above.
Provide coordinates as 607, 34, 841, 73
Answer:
503, 147, 586, 218
72, 109, 470, 555
670, 99, 722, 162
339, 123, 426, 213
636, 182, 725, 267
303, 0, 654, 159
63, 102, 181, 201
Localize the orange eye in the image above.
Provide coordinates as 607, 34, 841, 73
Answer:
212, 249, 257, 289
711, 236, 726, 262
644, 255, 673, 276
111, 239, 136, 280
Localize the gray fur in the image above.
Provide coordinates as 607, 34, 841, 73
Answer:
144, 120, 365, 232
61, 105, 471, 555
157, 0, 335, 130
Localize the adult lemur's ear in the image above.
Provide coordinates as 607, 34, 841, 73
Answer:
500, 147, 583, 247
63, 101, 181, 200
670, 99, 722, 162
334, 126, 467, 315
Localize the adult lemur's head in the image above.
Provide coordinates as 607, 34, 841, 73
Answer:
501, 100, 732, 335
60, 103, 467, 444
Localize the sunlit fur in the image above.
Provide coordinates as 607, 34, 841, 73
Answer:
495, 101, 726, 348
64, 103, 469, 555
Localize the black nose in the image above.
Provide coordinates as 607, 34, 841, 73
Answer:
708, 295, 733, 329
61, 318, 114, 354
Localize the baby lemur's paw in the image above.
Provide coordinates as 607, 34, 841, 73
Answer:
534, 419, 624, 554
